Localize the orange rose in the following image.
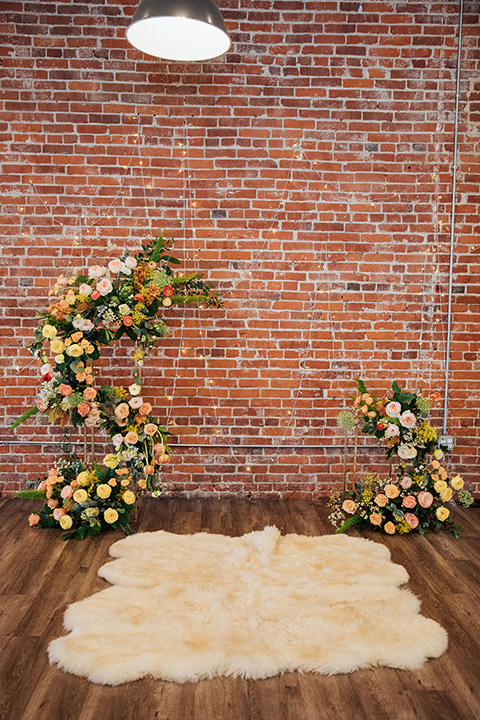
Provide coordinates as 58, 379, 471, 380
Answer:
369, 512, 382, 526
144, 423, 157, 436
143, 464, 155, 475
375, 494, 388, 507
384, 522, 396, 535
125, 431, 138, 445
58, 383, 72, 397
28, 513, 40, 526
384, 484, 399, 499
418, 491, 434, 508
140, 402, 152, 416
83, 387, 97, 401
342, 499, 357, 514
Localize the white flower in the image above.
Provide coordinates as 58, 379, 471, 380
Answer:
386, 401, 402, 417
129, 396, 143, 409
124, 255, 137, 270
112, 433, 123, 447
118, 304, 131, 316
97, 278, 113, 296
72, 317, 84, 330
54, 354, 65, 364
397, 444, 417, 460
88, 265, 106, 279
79, 283, 92, 295
400, 411, 416, 428
108, 258, 124, 274
400, 475, 413, 489
129, 383, 141, 396
385, 424, 400, 438
41, 363, 52, 375
122, 450, 135, 461
120, 263, 132, 275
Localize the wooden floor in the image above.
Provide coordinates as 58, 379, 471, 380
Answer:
0, 496, 479, 720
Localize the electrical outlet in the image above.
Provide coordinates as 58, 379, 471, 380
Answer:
438, 435, 454, 452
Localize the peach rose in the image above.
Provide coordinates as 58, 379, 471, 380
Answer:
144, 423, 157, 436
418, 491, 434, 508
138, 478, 147, 489
125, 431, 138, 445
400, 475, 413, 490
115, 402, 130, 418
404, 513, 419, 529
88, 265, 106, 278
83, 387, 97, 401
91, 290, 100, 300
61, 485, 74, 499
59, 383, 72, 397
369, 512, 383, 526
159, 453, 170, 463
375, 494, 388, 507
108, 258, 124, 274
342, 499, 357, 514
384, 521, 396, 535
140, 402, 152, 415
154, 443, 165, 455
124, 255, 137, 270
28, 513, 40, 526
385, 424, 400, 438
143, 464, 155, 475
385, 401, 401, 418
400, 411, 416, 428
431, 460, 441, 470
79, 282, 92, 295
77, 402, 90, 417
402, 495, 416, 509
47, 498, 58, 509
385, 484, 399, 499
53, 507, 66, 521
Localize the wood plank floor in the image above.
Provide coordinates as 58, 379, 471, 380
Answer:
0, 496, 479, 720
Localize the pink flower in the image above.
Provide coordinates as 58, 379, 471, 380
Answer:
140, 402, 152, 415
144, 423, 158, 436
61, 485, 74, 499
96, 278, 113, 296
108, 258, 124, 274
53, 508, 66, 521
384, 522, 396, 535
386, 401, 401, 418
83, 387, 97, 401
154, 443, 166, 455
77, 402, 90, 417
79, 283, 92, 295
58, 383, 72, 397
385, 484, 399, 499
91, 290, 100, 300
342, 499, 357, 514
361, 393, 373, 404
375, 494, 388, 507
385, 423, 400, 438
28, 513, 40, 526
404, 513, 419, 529
418, 491, 434, 508
134, 293, 144, 302
115, 403, 130, 418
112, 433, 123, 446
400, 475, 413, 490
129, 396, 143, 409
402, 495, 417, 509
88, 265, 106, 279
400, 411, 416, 428
123, 316, 133, 326
125, 431, 138, 445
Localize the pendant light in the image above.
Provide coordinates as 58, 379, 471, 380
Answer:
126, 0, 231, 62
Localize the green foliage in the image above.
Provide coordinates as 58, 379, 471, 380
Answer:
335, 514, 363, 534
15, 489, 46, 499
9, 405, 39, 431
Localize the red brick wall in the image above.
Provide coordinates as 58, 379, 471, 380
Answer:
1, 0, 479, 497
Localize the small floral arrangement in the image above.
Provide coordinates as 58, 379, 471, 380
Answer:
340, 379, 441, 466
25, 450, 146, 540
328, 462, 474, 538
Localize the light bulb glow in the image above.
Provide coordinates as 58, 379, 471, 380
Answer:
127, 16, 231, 61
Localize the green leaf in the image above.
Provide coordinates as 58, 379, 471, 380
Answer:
159, 255, 181, 265
353, 378, 367, 395
9, 405, 40, 431
149, 231, 166, 263
124, 326, 138, 342
15, 489, 46, 499
335, 514, 363, 534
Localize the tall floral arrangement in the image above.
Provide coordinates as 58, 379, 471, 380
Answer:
12, 232, 222, 536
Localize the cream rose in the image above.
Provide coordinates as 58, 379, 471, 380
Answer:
108, 258, 124, 274
384, 484, 399, 499
104, 508, 119, 524
342, 499, 357, 514
400, 411, 416, 428
385, 401, 401, 418
96, 484, 112, 499
73, 489, 88, 503
96, 278, 113, 296
122, 490, 136, 505
88, 265, 106, 278
59, 515, 73, 530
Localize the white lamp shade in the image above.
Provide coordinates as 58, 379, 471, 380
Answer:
126, 0, 231, 62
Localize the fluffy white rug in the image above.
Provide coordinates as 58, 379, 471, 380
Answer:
48, 526, 448, 685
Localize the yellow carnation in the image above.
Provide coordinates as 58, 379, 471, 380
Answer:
50, 338, 64, 354
42, 324, 57, 338
434, 480, 448, 494
59, 515, 73, 530
73, 489, 88, 503
104, 508, 119, 524
96, 484, 112, 499
122, 490, 136, 505
103, 453, 119, 469
436, 506, 450, 521
451, 475, 464, 490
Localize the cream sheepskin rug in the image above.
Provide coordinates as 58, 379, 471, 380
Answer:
48, 526, 448, 685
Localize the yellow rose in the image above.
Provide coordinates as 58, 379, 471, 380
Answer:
104, 508, 119, 524
96, 484, 112, 499
103, 453, 119, 469
451, 475, 464, 490
433, 448, 444, 460
434, 480, 448, 494
440, 488, 453, 502
122, 490, 136, 505
42, 324, 57, 338
50, 338, 64, 354
436, 506, 450, 521
59, 515, 73, 530
86, 344, 95, 354
76, 471, 90, 486
54, 354, 65, 364
66, 343, 83, 358
73, 489, 88, 503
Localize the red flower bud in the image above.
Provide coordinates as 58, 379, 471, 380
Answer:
377, 422, 385, 430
